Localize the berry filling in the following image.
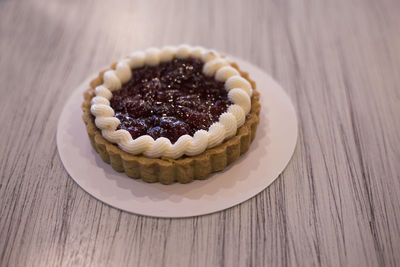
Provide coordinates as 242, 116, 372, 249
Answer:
110, 58, 231, 143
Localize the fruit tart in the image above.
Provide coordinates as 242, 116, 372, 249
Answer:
82, 45, 261, 184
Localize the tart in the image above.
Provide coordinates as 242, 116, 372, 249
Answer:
82, 45, 261, 184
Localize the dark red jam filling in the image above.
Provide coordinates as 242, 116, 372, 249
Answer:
110, 58, 231, 143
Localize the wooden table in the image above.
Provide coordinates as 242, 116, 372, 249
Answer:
1, 0, 399, 266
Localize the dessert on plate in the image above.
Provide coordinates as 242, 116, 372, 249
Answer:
82, 45, 261, 184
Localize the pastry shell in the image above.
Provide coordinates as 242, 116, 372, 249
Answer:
82, 61, 261, 184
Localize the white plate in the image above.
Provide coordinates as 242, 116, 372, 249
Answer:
57, 57, 298, 218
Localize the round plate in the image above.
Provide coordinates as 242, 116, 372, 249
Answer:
57, 57, 298, 218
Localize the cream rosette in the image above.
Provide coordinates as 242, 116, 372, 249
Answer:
90, 45, 253, 159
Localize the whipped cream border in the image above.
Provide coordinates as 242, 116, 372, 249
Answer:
90, 45, 253, 159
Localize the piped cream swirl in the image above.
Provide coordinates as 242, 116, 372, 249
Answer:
91, 45, 253, 159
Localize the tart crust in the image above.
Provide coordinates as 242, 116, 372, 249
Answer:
82, 61, 261, 184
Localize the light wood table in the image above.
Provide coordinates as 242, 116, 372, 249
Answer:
1, 0, 399, 266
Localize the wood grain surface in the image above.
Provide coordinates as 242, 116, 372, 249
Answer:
1, 0, 400, 266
